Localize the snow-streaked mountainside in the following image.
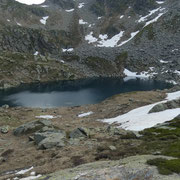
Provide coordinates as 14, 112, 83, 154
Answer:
0, 0, 180, 88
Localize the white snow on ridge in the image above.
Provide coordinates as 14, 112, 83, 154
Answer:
144, 12, 165, 27
78, 3, 85, 8
102, 91, 180, 131
85, 31, 139, 48
159, 59, 169, 63
97, 31, 124, 47
156, 1, 165, 4
174, 70, 180, 75
85, 32, 98, 44
120, 15, 124, 19
66, 9, 74, 12
34, 51, 39, 56
118, 31, 139, 47
40, 16, 49, 25
16, 22, 22, 26
79, 19, 88, 25
138, 7, 161, 23
41, 5, 49, 8
15, 0, 46, 5
62, 48, 74, 52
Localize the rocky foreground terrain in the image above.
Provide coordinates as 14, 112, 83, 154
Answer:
0, 0, 180, 179
0, 0, 180, 88
0, 88, 180, 179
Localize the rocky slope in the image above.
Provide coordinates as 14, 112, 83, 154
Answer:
0, 0, 180, 88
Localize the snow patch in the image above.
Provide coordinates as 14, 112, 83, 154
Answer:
174, 70, 180, 75
62, 48, 74, 52
118, 31, 139, 47
144, 11, 165, 27
138, 7, 161, 23
16, 167, 33, 175
79, 19, 88, 25
120, 15, 124, 19
41, 5, 49, 8
166, 80, 177, 85
97, 31, 124, 47
102, 91, 180, 131
156, 1, 165, 4
123, 68, 150, 79
35, 115, 55, 119
159, 59, 168, 63
16, 22, 22, 26
172, 49, 178, 52
15, 0, 45, 5
78, 111, 93, 118
34, 51, 39, 56
85, 32, 98, 44
66, 9, 74, 12
40, 16, 49, 25
78, 3, 85, 8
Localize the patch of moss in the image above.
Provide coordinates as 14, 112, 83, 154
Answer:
134, 24, 155, 44
147, 158, 180, 175
115, 51, 128, 70
85, 57, 116, 75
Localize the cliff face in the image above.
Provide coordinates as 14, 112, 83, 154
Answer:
0, 0, 179, 88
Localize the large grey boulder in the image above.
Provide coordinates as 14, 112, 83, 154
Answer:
149, 103, 167, 113
69, 128, 88, 139
34, 130, 66, 149
13, 119, 53, 136
149, 99, 180, 113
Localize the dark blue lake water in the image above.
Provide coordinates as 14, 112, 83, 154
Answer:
0, 78, 172, 108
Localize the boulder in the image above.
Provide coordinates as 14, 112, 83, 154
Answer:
175, 114, 180, 119
106, 126, 129, 136
149, 99, 180, 113
149, 103, 167, 113
34, 130, 66, 149
69, 128, 88, 139
13, 119, 53, 136
0, 125, 9, 134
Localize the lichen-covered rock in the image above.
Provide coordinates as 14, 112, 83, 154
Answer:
13, 119, 53, 136
149, 99, 180, 113
39, 155, 180, 180
0, 125, 9, 134
34, 130, 66, 149
69, 128, 88, 139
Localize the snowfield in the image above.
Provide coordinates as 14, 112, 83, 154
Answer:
15, 0, 45, 5
102, 91, 180, 131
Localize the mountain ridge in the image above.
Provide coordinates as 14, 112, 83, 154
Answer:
0, 0, 179, 88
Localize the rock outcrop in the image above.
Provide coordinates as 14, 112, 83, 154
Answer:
149, 99, 180, 113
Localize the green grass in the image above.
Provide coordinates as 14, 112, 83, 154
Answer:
147, 158, 180, 175
138, 116, 180, 175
